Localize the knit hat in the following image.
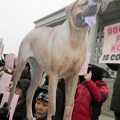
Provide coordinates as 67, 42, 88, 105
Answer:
16, 79, 30, 98
36, 92, 48, 102
36, 85, 48, 102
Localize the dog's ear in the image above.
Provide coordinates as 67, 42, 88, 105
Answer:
100, 0, 108, 12
65, 0, 78, 16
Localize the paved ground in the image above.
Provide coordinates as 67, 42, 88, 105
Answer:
99, 114, 115, 120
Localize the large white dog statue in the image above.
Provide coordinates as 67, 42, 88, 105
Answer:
8, 0, 108, 120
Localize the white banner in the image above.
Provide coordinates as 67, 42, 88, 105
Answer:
99, 22, 120, 63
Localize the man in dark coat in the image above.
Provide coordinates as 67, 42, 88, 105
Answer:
106, 64, 120, 120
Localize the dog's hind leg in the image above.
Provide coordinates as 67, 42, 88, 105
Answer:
26, 57, 43, 120
8, 55, 27, 109
63, 74, 78, 120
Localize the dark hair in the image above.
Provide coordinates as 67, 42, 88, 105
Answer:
79, 64, 103, 83
88, 64, 102, 82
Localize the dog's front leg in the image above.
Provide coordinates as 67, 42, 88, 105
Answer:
63, 74, 78, 120
47, 73, 58, 120
26, 63, 43, 120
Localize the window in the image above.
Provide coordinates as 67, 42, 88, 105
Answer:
96, 37, 100, 43
99, 46, 103, 53
95, 46, 99, 53
100, 36, 104, 43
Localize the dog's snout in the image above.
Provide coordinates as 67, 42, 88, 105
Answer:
89, 2, 97, 9
83, 1, 97, 16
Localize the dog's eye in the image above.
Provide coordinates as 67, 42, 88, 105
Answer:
81, 1, 88, 6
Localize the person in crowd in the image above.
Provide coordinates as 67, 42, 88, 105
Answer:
13, 79, 30, 120
34, 86, 48, 120
0, 79, 30, 120
0, 102, 9, 120
33, 85, 64, 120
106, 63, 120, 120
72, 64, 109, 120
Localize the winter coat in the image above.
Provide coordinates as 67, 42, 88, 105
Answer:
72, 80, 108, 120
91, 81, 108, 120
106, 63, 120, 112
110, 65, 120, 112
0, 102, 9, 120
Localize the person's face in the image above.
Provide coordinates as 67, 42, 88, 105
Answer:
15, 87, 24, 102
35, 99, 48, 118
15, 87, 23, 96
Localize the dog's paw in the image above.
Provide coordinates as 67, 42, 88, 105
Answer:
33, 117, 36, 120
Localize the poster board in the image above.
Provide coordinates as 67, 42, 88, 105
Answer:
0, 72, 19, 120
0, 91, 19, 120
99, 22, 120, 63
5, 53, 15, 69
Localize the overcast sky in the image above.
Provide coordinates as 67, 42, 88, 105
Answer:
0, 0, 74, 55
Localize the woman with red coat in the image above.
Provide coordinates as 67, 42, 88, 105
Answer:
72, 65, 109, 120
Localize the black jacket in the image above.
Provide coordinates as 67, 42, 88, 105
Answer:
110, 65, 120, 112
106, 63, 120, 112
13, 101, 26, 120
0, 103, 9, 120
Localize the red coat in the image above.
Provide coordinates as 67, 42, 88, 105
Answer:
72, 80, 108, 120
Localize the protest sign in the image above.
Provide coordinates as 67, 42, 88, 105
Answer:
0, 91, 19, 120
9, 93, 19, 120
0, 72, 19, 120
5, 53, 15, 69
0, 72, 12, 92
99, 22, 120, 63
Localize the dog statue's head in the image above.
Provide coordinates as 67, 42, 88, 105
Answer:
66, 0, 108, 28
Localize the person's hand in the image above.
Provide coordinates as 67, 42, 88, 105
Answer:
84, 72, 92, 82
